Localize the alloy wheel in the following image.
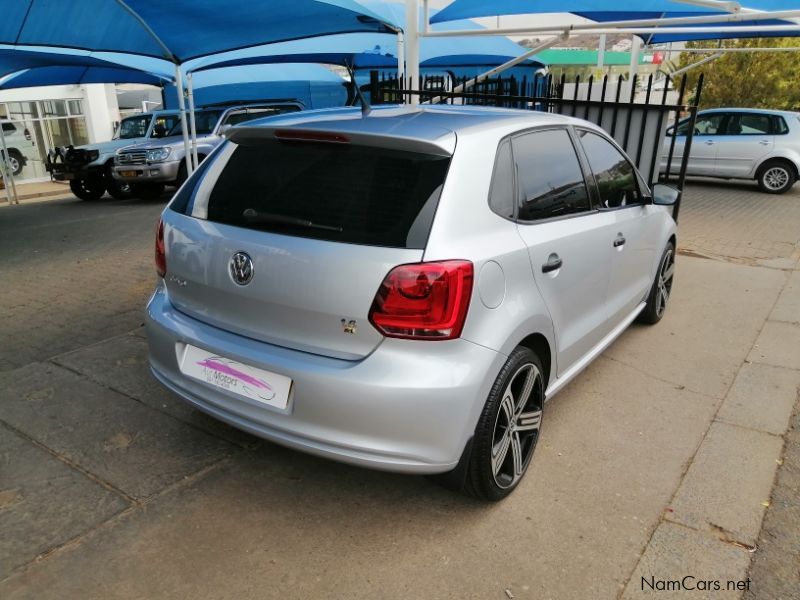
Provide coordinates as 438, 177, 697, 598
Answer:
763, 167, 789, 192
491, 362, 543, 489
656, 247, 675, 318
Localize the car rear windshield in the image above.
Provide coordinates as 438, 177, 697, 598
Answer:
193, 139, 451, 249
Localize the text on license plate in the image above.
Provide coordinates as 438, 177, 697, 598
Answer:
176, 344, 292, 410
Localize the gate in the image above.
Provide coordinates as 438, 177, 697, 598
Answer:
368, 72, 704, 222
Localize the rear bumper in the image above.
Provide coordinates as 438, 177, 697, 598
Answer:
145, 284, 505, 474
113, 159, 181, 183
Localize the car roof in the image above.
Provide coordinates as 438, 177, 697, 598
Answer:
700, 107, 800, 117
231, 104, 602, 152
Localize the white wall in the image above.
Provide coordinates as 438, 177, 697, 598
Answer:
0, 83, 120, 144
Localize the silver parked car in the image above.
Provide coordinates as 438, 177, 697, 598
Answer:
147, 105, 679, 500
663, 107, 800, 194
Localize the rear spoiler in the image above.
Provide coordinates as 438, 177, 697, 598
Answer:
227, 125, 456, 158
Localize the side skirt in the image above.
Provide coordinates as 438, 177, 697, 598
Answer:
544, 301, 646, 401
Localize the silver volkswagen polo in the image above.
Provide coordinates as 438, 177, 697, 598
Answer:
147, 105, 679, 500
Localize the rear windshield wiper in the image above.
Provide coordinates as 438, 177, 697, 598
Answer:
242, 208, 343, 232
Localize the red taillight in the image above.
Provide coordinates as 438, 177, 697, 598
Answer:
24, 128, 31, 141
155, 218, 166, 278
368, 261, 473, 341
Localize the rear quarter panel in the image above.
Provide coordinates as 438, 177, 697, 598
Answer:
423, 131, 556, 379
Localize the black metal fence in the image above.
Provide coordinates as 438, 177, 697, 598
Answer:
366, 71, 704, 221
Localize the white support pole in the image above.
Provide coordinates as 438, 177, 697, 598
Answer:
0, 121, 19, 205
187, 71, 199, 170
174, 64, 193, 176
406, 0, 420, 105
597, 33, 606, 72
397, 31, 405, 84
629, 35, 642, 87
670, 52, 724, 77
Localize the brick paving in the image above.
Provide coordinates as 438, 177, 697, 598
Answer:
678, 178, 800, 267
0, 196, 162, 371
0, 181, 798, 598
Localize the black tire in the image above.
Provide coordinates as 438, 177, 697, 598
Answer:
104, 165, 133, 200
638, 241, 675, 325
7, 149, 24, 176
757, 159, 796, 194
130, 183, 165, 200
461, 346, 545, 501
70, 177, 106, 201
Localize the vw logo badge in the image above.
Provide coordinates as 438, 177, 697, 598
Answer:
229, 251, 254, 286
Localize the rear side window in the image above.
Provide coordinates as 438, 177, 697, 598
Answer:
200, 139, 450, 249
2, 122, 16, 134
488, 140, 514, 219
772, 115, 789, 135
512, 129, 591, 222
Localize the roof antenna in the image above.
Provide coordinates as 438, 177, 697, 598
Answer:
346, 63, 371, 117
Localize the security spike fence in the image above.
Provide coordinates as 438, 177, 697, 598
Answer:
365, 71, 704, 222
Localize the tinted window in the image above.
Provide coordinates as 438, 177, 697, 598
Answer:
116, 115, 150, 139
222, 106, 301, 127
677, 114, 723, 136
513, 129, 590, 222
2, 122, 16, 134
488, 140, 514, 219
200, 140, 450, 249
727, 113, 771, 135
151, 115, 179, 138
773, 116, 789, 135
578, 130, 642, 208
167, 110, 223, 136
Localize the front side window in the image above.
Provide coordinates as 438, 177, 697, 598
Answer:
116, 115, 150, 139
512, 129, 591, 222
151, 115, 180, 138
676, 113, 724, 136
166, 110, 223, 136
578, 130, 642, 208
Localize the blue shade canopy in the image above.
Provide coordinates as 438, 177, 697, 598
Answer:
0, 0, 399, 62
188, 2, 545, 73
0, 46, 172, 80
431, 1, 800, 42
0, 66, 167, 89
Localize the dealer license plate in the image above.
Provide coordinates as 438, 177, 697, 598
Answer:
177, 344, 292, 410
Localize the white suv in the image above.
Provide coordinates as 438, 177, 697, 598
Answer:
1, 121, 35, 176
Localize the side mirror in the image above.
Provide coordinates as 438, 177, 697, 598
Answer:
652, 183, 680, 206
666, 126, 674, 137
217, 124, 232, 136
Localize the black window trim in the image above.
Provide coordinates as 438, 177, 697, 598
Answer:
509, 125, 598, 226
573, 126, 650, 212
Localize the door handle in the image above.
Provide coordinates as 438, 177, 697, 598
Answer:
613, 234, 626, 248
542, 253, 562, 274
759, 140, 771, 146
704, 140, 715, 145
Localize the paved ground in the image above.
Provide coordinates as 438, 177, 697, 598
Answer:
0, 182, 798, 599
